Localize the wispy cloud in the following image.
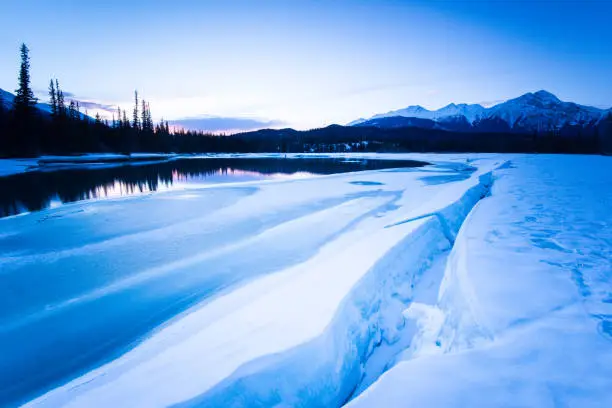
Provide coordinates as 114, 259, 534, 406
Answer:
74, 100, 116, 113
170, 116, 284, 133
33, 88, 116, 114
33, 88, 75, 99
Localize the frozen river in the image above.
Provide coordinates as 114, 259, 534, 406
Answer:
3, 154, 609, 408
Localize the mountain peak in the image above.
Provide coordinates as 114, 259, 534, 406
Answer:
350, 89, 606, 132
533, 90, 561, 103
405, 105, 427, 111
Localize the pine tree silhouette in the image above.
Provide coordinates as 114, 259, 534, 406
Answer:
133, 90, 140, 130
13, 43, 37, 113
48, 79, 57, 117
55, 79, 65, 116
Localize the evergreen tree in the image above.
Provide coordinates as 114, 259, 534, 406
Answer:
68, 100, 76, 120
141, 99, 147, 132
133, 90, 140, 130
48, 79, 57, 117
148, 103, 153, 131
13, 43, 37, 113
95, 112, 102, 124
122, 109, 129, 128
55, 79, 65, 116
141, 99, 153, 133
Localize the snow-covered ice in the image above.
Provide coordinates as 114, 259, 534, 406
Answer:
3, 153, 611, 407
0, 153, 177, 177
0, 158, 39, 177
349, 155, 612, 408
0, 153, 497, 406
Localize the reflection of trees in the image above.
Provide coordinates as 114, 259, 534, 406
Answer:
0, 158, 424, 217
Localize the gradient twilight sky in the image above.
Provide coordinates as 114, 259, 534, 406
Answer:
1, 0, 611, 131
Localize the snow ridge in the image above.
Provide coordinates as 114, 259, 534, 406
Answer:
183, 169, 495, 407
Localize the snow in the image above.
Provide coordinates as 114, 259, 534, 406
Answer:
0, 154, 177, 177
0, 87, 53, 115
362, 103, 486, 125
351, 90, 609, 130
485, 91, 606, 130
0, 153, 502, 406
4, 153, 611, 407
348, 155, 612, 408
0, 158, 39, 177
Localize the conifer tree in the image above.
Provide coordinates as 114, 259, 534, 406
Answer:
57, 80, 65, 116
68, 100, 76, 120
122, 109, 129, 128
133, 90, 140, 130
13, 43, 37, 113
141, 100, 154, 133
48, 79, 57, 117
141, 99, 147, 132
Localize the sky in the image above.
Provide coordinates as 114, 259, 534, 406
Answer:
1, 0, 611, 132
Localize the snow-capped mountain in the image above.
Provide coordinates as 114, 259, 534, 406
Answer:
0, 88, 14, 109
352, 90, 611, 133
485, 90, 605, 131
0, 87, 52, 114
365, 102, 487, 124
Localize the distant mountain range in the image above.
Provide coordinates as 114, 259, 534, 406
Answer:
3, 87, 609, 138
350, 90, 611, 134
1, 88, 96, 123
0, 88, 53, 115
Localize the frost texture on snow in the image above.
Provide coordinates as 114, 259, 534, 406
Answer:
3, 154, 500, 407
349, 155, 612, 408
6, 153, 612, 408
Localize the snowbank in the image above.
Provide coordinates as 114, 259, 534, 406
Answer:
0, 158, 39, 177
349, 155, 612, 407
0, 154, 178, 177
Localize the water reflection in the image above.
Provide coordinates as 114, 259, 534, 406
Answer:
0, 158, 424, 217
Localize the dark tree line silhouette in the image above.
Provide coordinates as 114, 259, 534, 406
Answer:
0, 44, 255, 157
1, 43, 610, 158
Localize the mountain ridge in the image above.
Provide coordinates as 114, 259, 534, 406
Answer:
351, 90, 611, 134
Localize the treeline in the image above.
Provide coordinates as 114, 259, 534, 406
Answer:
1, 43, 611, 158
235, 121, 612, 154
0, 44, 252, 158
